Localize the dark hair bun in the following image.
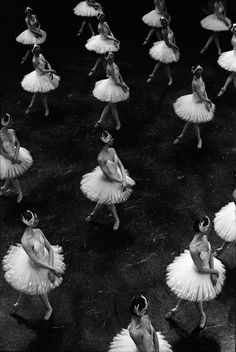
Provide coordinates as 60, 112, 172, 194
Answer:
129, 295, 146, 315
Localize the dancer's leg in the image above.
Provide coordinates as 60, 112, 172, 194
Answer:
41, 93, 49, 116
165, 64, 173, 86
217, 73, 235, 97
173, 122, 192, 144
10, 291, 23, 314
147, 62, 161, 83
88, 21, 95, 36
110, 103, 121, 130
25, 93, 38, 114
77, 20, 87, 36
193, 124, 202, 149
214, 33, 221, 55
165, 299, 183, 319
95, 103, 111, 127
194, 301, 206, 329
85, 202, 103, 222
89, 57, 102, 76
143, 28, 155, 45
200, 34, 214, 54
39, 293, 53, 320
107, 204, 120, 230
11, 178, 23, 203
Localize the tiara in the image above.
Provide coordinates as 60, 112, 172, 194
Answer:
191, 65, 203, 74
100, 131, 112, 144
21, 210, 35, 226
133, 295, 148, 317
199, 216, 210, 233
1, 113, 12, 126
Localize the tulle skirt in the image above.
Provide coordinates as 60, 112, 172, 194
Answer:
173, 94, 215, 123
218, 50, 236, 72
73, 1, 101, 17
21, 71, 60, 93
149, 41, 180, 64
214, 202, 236, 242
3, 244, 65, 295
93, 78, 129, 103
80, 166, 135, 204
142, 10, 163, 28
200, 14, 231, 32
108, 329, 172, 352
0, 147, 33, 179
166, 250, 225, 301
16, 29, 47, 45
85, 34, 119, 54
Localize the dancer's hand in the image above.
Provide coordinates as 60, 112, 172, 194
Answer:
48, 271, 56, 283
52, 268, 61, 278
50, 69, 57, 75
122, 84, 128, 93
211, 273, 218, 286
205, 100, 211, 111
212, 269, 219, 277
12, 158, 21, 165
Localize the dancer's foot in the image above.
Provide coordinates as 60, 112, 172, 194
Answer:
85, 213, 94, 222
9, 302, 19, 315
94, 120, 102, 128
113, 218, 120, 231
217, 87, 226, 97
146, 74, 154, 83
168, 77, 173, 86
44, 307, 53, 321
88, 68, 96, 77
173, 135, 183, 145
77, 30, 83, 37
143, 38, 149, 45
200, 45, 208, 54
165, 308, 177, 320
115, 122, 121, 130
213, 247, 224, 257
197, 138, 202, 149
198, 313, 207, 330
218, 49, 221, 56
17, 192, 23, 203
91, 31, 95, 36
25, 106, 32, 114
45, 110, 50, 117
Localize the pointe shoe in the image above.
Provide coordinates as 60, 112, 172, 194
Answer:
94, 120, 102, 128
168, 78, 173, 86
200, 45, 208, 54
198, 313, 207, 330
146, 74, 154, 83
45, 110, 50, 117
218, 50, 221, 56
173, 135, 182, 145
77, 30, 83, 37
143, 38, 149, 45
165, 308, 176, 320
217, 87, 226, 97
197, 139, 202, 149
113, 219, 120, 231
9, 302, 19, 315
85, 213, 94, 222
25, 106, 32, 114
44, 307, 53, 321
88, 68, 96, 77
116, 122, 121, 130
17, 193, 23, 203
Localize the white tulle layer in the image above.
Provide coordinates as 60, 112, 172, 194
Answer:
149, 41, 180, 63
81, 166, 135, 204
142, 10, 163, 28
173, 94, 215, 123
73, 1, 100, 17
16, 29, 47, 45
21, 71, 60, 93
85, 34, 119, 54
108, 329, 173, 352
200, 14, 231, 31
214, 202, 236, 242
166, 250, 225, 301
93, 78, 129, 103
3, 244, 65, 295
0, 147, 33, 179
218, 50, 236, 72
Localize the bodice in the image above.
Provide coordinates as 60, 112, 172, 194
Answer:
107, 63, 120, 79
98, 22, 110, 36
26, 15, 39, 29
192, 78, 205, 102
215, 2, 224, 14
1, 130, 15, 156
199, 250, 210, 268
33, 54, 46, 74
32, 233, 47, 262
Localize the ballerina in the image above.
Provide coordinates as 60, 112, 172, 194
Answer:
213, 189, 236, 257
0, 113, 33, 203
80, 131, 135, 231
108, 295, 173, 352
74, 0, 103, 37
92, 52, 129, 130
21, 44, 60, 117
200, 0, 231, 56
217, 24, 236, 96
16, 7, 47, 64
173, 65, 215, 149
2, 210, 65, 320
85, 12, 120, 76
146, 17, 179, 86
142, 0, 170, 45
166, 216, 225, 329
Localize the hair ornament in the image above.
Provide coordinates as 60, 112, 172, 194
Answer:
1, 113, 12, 127
133, 295, 148, 317
21, 210, 36, 227
199, 216, 210, 233
100, 131, 112, 144
191, 65, 203, 74
31, 44, 40, 53
25, 6, 33, 13
160, 17, 168, 24
231, 23, 236, 32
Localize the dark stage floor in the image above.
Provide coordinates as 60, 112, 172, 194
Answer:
0, 1, 236, 351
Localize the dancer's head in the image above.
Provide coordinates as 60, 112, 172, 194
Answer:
191, 65, 203, 78
32, 44, 41, 55
21, 210, 39, 227
98, 130, 114, 146
231, 23, 236, 33
129, 295, 149, 317
105, 51, 115, 64
160, 17, 168, 28
97, 12, 105, 22
25, 7, 33, 15
193, 216, 211, 233
1, 113, 12, 127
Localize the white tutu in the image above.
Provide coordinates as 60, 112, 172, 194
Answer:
173, 94, 215, 123
166, 250, 225, 301
85, 34, 119, 54
149, 41, 180, 64
142, 10, 163, 28
200, 14, 231, 32
93, 78, 129, 103
0, 147, 33, 179
16, 29, 47, 45
21, 71, 60, 93
3, 244, 65, 295
81, 165, 135, 205
108, 328, 172, 352
218, 50, 236, 72
214, 202, 236, 242
73, 1, 101, 17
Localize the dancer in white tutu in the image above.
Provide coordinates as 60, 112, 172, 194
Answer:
74, 0, 103, 37
85, 13, 120, 76
173, 65, 215, 149
21, 45, 60, 117
80, 131, 135, 231
93, 52, 129, 130
213, 189, 236, 257
16, 7, 47, 64
217, 24, 236, 96
147, 17, 179, 86
108, 295, 173, 352
200, 0, 231, 56
166, 216, 225, 330
2, 210, 65, 320
142, 0, 170, 45
0, 113, 33, 203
